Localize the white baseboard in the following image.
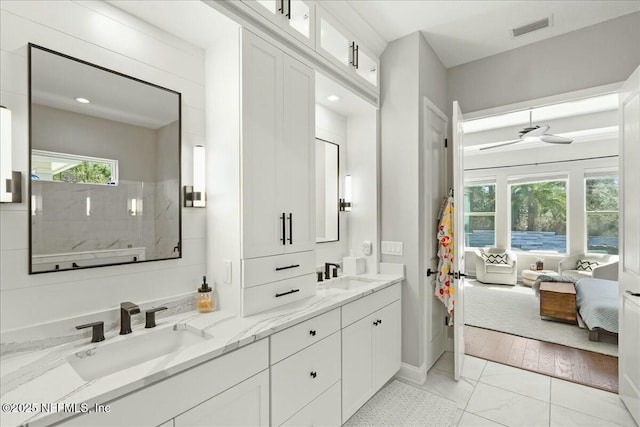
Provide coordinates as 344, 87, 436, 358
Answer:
395, 362, 426, 385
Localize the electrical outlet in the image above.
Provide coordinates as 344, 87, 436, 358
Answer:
381, 241, 403, 255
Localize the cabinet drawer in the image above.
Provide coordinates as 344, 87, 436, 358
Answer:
271, 308, 340, 364
342, 282, 401, 328
271, 332, 341, 426
242, 273, 315, 316
242, 251, 315, 288
281, 380, 341, 427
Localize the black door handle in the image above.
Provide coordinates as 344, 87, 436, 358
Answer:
427, 268, 435, 277
287, 213, 293, 244
281, 213, 286, 245
349, 41, 356, 66
354, 44, 359, 69
278, 0, 284, 14
286, 0, 291, 19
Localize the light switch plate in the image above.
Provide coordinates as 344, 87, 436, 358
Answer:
223, 260, 232, 283
381, 241, 403, 256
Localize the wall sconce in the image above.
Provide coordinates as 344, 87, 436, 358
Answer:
128, 198, 143, 216
184, 144, 206, 208
0, 106, 22, 203
340, 174, 352, 212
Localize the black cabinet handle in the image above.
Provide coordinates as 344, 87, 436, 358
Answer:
310, 371, 317, 379
281, 213, 286, 245
76, 321, 105, 343
309, 330, 316, 336
286, 0, 291, 19
373, 320, 379, 326
378, 319, 382, 325
354, 44, 359, 69
278, 0, 284, 14
349, 41, 356, 66
426, 268, 435, 277
275, 288, 300, 298
275, 264, 300, 271
287, 213, 293, 244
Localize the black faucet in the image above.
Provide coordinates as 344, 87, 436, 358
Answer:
76, 321, 105, 343
324, 263, 340, 280
120, 302, 140, 335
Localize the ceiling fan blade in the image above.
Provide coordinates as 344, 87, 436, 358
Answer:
540, 134, 573, 144
479, 139, 523, 150
522, 125, 550, 138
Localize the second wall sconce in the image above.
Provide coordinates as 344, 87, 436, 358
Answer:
184, 144, 206, 208
0, 106, 22, 204
340, 174, 352, 212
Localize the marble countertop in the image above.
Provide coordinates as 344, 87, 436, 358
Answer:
0, 273, 403, 427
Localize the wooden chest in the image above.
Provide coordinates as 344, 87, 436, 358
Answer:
539, 281, 577, 324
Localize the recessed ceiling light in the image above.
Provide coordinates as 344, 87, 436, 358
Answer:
327, 95, 340, 102
75, 97, 90, 104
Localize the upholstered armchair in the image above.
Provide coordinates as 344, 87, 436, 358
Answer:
474, 248, 517, 285
558, 253, 619, 281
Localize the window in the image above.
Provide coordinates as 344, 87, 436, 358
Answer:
510, 180, 567, 252
585, 176, 619, 254
464, 184, 495, 247
31, 150, 118, 185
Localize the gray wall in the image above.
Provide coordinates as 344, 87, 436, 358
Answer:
448, 12, 640, 114
380, 31, 448, 369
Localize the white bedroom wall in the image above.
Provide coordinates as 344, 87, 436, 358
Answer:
448, 12, 640, 115
0, 0, 206, 331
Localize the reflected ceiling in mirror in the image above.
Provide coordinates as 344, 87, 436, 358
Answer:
29, 44, 182, 273
316, 138, 339, 243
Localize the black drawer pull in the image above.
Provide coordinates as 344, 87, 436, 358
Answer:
275, 264, 300, 271
275, 288, 300, 298
310, 371, 317, 379
309, 330, 316, 336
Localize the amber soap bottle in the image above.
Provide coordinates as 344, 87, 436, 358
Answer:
197, 276, 214, 313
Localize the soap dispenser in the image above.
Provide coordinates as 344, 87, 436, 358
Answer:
197, 276, 214, 313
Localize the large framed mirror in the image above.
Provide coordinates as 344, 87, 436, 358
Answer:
315, 138, 339, 243
29, 44, 181, 273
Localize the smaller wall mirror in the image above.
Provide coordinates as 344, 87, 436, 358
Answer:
316, 138, 339, 243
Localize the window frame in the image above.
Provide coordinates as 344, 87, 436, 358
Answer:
584, 174, 619, 255
507, 176, 569, 254
463, 182, 496, 248
31, 149, 119, 186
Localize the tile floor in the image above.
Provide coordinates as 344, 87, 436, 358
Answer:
400, 352, 637, 427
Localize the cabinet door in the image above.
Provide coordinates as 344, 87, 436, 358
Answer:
281, 380, 341, 427
354, 44, 379, 88
317, 13, 351, 70
282, 54, 315, 253
341, 313, 374, 423
283, 0, 314, 48
242, 0, 283, 26
242, 31, 285, 259
174, 370, 269, 427
373, 300, 402, 390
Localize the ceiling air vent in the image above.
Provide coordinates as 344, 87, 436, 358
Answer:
512, 18, 550, 38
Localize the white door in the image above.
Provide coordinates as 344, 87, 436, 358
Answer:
423, 97, 448, 371
241, 31, 284, 259
452, 101, 466, 381
282, 54, 314, 254
619, 65, 640, 425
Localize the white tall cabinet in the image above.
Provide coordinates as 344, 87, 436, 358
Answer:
208, 28, 315, 317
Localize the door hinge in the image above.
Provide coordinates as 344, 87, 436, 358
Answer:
444, 138, 448, 148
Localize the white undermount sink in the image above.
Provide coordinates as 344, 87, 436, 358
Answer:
328, 277, 380, 291
67, 326, 211, 381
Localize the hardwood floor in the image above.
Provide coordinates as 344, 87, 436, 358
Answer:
465, 325, 619, 393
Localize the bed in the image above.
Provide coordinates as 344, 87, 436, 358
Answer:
575, 278, 619, 341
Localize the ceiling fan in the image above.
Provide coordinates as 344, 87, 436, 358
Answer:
480, 110, 573, 150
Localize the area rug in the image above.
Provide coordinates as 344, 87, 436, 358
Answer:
345, 380, 457, 427
464, 280, 618, 356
